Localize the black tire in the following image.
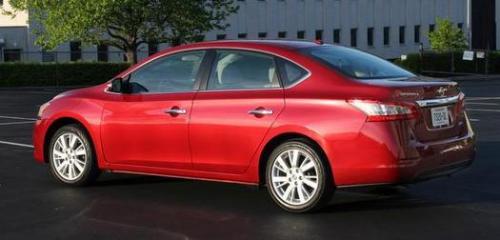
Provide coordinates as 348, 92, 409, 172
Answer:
266, 139, 334, 213
48, 124, 100, 186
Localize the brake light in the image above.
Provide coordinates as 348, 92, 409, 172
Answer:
348, 100, 418, 122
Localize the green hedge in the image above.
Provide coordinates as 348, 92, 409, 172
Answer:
394, 51, 500, 76
0, 62, 130, 87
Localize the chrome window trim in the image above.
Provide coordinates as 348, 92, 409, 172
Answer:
416, 95, 460, 107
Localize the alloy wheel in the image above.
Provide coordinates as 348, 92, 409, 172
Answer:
52, 133, 87, 181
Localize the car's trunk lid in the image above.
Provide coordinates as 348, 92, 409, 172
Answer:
359, 76, 466, 142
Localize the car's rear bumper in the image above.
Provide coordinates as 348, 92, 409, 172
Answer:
329, 114, 476, 187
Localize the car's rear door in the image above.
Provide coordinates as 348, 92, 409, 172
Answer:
101, 50, 207, 169
189, 50, 285, 174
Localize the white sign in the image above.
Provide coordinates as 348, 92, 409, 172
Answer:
476, 51, 485, 59
401, 55, 407, 61
463, 51, 474, 61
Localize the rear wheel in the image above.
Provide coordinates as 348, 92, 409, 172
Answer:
48, 124, 99, 186
266, 140, 334, 213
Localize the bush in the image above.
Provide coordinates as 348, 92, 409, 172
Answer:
0, 62, 130, 87
395, 51, 497, 76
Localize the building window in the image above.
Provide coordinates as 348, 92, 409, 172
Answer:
429, 24, 435, 33
97, 44, 108, 62
399, 26, 405, 44
350, 28, 357, 47
414, 25, 421, 43
3, 49, 21, 62
148, 42, 158, 56
333, 29, 341, 43
42, 50, 56, 62
315, 30, 323, 40
367, 27, 374, 47
278, 31, 287, 38
238, 33, 247, 39
383, 27, 390, 45
457, 23, 464, 31
70, 41, 82, 61
216, 34, 226, 40
297, 31, 305, 39
258, 32, 267, 38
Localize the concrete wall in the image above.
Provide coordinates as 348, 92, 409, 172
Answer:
1, 0, 471, 62
207, 0, 468, 59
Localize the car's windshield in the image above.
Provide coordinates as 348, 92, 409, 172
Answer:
302, 45, 415, 80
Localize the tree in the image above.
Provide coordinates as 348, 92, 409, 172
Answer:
428, 18, 468, 52
4, 0, 238, 63
428, 18, 468, 72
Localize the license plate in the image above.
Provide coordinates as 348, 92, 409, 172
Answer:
431, 106, 450, 127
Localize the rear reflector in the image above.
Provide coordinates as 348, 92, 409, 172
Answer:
348, 100, 418, 122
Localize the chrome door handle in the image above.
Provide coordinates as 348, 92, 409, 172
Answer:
248, 108, 273, 116
165, 107, 187, 116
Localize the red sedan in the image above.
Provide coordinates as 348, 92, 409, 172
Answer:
33, 40, 476, 212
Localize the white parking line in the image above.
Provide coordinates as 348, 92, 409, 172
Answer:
0, 140, 34, 148
0, 121, 36, 126
465, 102, 499, 106
467, 97, 500, 101
467, 108, 500, 113
0, 115, 37, 121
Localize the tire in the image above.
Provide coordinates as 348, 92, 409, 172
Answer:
48, 124, 100, 186
266, 139, 334, 213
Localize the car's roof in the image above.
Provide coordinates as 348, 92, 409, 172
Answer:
174, 40, 321, 51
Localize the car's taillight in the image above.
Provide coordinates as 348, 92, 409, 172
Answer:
348, 100, 418, 122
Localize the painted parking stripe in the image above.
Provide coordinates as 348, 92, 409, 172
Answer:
0, 140, 34, 148
465, 102, 499, 106
467, 97, 500, 101
0, 121, 36, 126
467, 108, 500, 113
0, 115, 37, 121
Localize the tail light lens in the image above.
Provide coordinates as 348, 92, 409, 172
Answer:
348, 100, 418, 122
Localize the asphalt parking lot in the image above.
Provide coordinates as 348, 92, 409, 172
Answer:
0, 80, 499, 240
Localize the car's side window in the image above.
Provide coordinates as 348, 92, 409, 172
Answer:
127, 51, 206, 93
281, 60, 309, 87
207, 50, 280, 90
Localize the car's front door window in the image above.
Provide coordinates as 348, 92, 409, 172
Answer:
207, 50, 280, 90
127, 51, 206, 93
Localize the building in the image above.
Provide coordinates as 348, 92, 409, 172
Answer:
0, 0, 497, 63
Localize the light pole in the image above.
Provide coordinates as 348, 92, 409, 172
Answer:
466, 0, 472, 49
0, 38, 5, 62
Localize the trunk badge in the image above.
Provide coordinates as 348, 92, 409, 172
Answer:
437, 87, 448, 97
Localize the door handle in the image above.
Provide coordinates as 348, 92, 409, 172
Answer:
248, 108, 273, 116
165, 107, 187, 116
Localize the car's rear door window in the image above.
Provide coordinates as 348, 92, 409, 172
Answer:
279, 60, 309, 87
207, 50, 281, 90
127, 51, 206, 93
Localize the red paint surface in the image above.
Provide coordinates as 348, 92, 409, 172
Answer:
33, 41, 476, 187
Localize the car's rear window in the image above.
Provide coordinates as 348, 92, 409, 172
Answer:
302, 45, 415, 80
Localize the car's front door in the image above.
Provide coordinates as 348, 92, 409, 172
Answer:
190, 50, 285, 174
101, 50, 207, 169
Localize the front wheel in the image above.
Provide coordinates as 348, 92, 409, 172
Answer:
48, 124, 100, 186
266, 140, 334, 213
